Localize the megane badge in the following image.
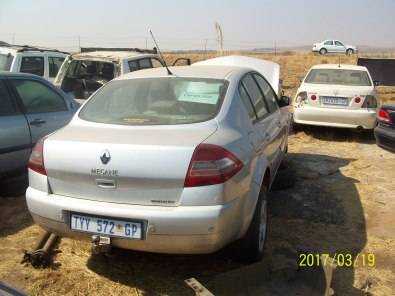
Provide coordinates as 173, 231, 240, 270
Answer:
100, 150, 111, 165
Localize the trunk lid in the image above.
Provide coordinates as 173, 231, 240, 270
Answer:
44, 121, 217, 206
302, 83, 375, 109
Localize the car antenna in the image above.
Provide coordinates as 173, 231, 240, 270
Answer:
149, 29, 173, 75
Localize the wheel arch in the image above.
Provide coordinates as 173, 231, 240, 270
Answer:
238, 160, 271, 239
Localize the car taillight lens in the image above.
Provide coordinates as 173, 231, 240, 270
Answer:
28, 138, 47, 175
377, 108, 392, 124
311, 94, 317, 101
354, 97, 361, 104
184, 144, 243, 187
362, 95, 377, 108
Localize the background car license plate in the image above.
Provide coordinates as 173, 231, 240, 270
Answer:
70, 213, 143, 239
321, 96, 348, 106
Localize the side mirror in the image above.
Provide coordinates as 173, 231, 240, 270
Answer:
278, 95, 290, 107
373, 80, 380, 86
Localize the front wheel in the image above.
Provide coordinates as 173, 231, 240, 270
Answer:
241, 185, 268, 262
346, 48, 354, 55
319, 48, 327, 55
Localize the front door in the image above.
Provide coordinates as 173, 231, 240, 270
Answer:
9, 78, 72, 144
0, 79, 31, 174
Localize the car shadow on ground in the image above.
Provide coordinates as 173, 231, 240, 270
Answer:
0, 174, 32, 237
87, 152, 367, 295
293, 124, 376, 144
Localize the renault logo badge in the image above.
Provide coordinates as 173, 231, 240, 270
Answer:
100, 150, 111, 165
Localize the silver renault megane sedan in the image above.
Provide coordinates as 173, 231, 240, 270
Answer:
26, 56, 290, 262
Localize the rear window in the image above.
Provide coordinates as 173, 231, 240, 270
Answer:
305, 69, 372, 86
79, 77, 228, 125
0, 53, 14, 71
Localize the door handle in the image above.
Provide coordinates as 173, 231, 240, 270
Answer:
30, 119, 46, 126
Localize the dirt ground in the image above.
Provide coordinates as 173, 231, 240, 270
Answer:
1, 127, 394, 295
1, 52, 395, 295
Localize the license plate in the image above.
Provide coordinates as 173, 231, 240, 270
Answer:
70, 213, 143, 239
321, 96, 348, 106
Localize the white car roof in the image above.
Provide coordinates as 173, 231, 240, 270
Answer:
311, 64, 368, 71
0, 46, 67, 56
193, 55, 280, 94
118, 65, 245, 81
71, 51, 158, 62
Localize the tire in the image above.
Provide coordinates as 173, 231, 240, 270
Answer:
242, 185, 268, 262
346, 48, 354, 55
319, 48, 327, 55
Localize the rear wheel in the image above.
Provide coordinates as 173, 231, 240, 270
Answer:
346, 48, 354, 55
242, 185, 268, 262
319, 48, 327, 55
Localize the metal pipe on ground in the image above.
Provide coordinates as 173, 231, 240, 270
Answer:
21, 232, 60, 268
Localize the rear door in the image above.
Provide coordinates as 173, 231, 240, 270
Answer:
0, 78, 31, 174
240, 73, 278, 169
9, 78, 72, 144
324, 40, 335, 52
253, 73, 284, 172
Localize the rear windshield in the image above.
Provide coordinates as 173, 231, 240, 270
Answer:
0, 53, 14, 71
79, 77, 228, 125
305, 69, 372, 86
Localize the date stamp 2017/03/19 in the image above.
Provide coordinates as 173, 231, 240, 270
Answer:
298, 253, 376, 268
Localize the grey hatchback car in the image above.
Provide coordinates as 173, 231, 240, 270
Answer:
0, 72, 78, 178
26, 56, 290, 262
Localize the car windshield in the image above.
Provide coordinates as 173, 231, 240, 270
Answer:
305, 69, 372, 86
79, 77, 228, 125
0, 53, 14, 71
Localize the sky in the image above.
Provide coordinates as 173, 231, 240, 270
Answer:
0, 0, 394, 51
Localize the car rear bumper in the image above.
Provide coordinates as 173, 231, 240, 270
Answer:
374, 125, 395, 152
26, 187, 244, 254
293, 106, 377, 129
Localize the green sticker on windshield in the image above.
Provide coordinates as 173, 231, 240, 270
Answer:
177, 82, 220, 105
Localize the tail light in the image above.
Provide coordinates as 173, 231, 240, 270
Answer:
377, 108, 392, 124
354, 97, 361, 104
184, 144, 243, 187
362, 95, 377, 108
28, 138, 47, 175
311, 94, 317, 101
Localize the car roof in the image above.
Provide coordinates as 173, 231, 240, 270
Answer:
0, 45, 68, 55
71, 51, 158, 62
0, 71, 45, 79
311, 64, 368, 71
117, 65, 247, 81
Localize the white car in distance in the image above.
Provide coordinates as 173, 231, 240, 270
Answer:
312, 40, 358, 55
293, 64, 379, 130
